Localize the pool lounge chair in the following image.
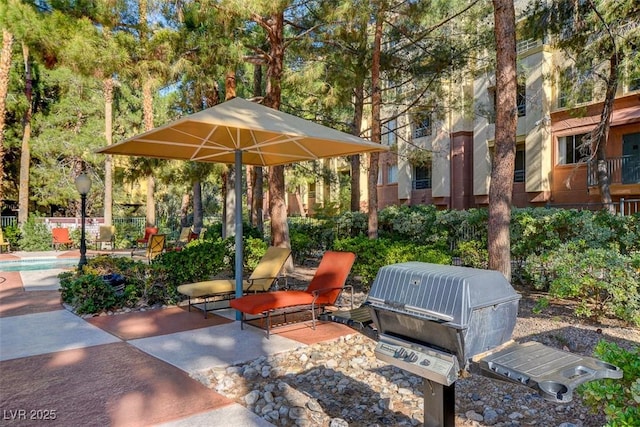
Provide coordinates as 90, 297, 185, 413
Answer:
131, 233, 166, 263
229, 250, 356, 337
131, 226, 159, 256
0, 228, 10, 253
177, 246, 292, 318
95, 225, 116, 250
52, 227, 74, 250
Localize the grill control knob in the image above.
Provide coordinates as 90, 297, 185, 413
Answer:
420, 359, 431, 367
405, 352, 418, 363
394, 348, 407, 358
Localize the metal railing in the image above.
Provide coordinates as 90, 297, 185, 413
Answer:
588, 156, 640, 186
546, 198, 640, 216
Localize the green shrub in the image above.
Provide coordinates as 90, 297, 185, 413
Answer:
243, 237, 268, 271
18, 215, 52, 251
455, 240, 488, 268
378, 205, 447, 245
525, 243, 640, 325
3, 224, 20, 250
333, 236, 451, 289
289, 217, 334, 252
578, 341, 640, 426
289, 230, 315, 264
335, 211, 367, 238
59, 273, 119, 314
155, 239, 227, 285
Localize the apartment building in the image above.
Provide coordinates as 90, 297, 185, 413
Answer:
375, 33, 640, 212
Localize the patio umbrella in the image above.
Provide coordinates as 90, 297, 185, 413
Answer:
97, 97, 387, 315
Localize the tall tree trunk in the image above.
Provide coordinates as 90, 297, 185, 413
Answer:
488, 0, 517, 280
225, 70, 236, 100
103, 77, 114, 226
180, 192, 190, 227
251, 63, 264, 231
142, 79, 156, 226
192, 181, 203, 233
0, 29, 14, 203
350, 81, 365, 212
18, 42, 33, 225
592, 53, 619, 214
368, 5, 383, 239
254, 11, 289, 250
252, 166, 264, 232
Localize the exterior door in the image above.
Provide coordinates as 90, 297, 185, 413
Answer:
622, 132, 640, 184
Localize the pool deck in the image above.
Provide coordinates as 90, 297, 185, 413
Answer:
0, 250, 356, 426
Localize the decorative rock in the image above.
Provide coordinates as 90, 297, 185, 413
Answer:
289, 407, 307, 420
244, 390, 260, 405
243, 367, 259, 380
329, 418, 349, 427
306, 399, 323, 412
509, 411, 524, 420
465, 410, 483, 422
483, 408, 499, 425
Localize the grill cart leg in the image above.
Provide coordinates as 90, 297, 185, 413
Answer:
423, 379, 455, 427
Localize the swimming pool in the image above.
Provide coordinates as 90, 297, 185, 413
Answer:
0, 258, 79, 272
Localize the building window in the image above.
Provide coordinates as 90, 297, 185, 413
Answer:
413, 165, 432, 189
413, 114, 432, 138
558, 133, 589, 165
558, 67, 593, 108
514, 146, 525, 182
377, 169, 383, 185
382, 119, 397, 146
387, 164, 398, 184
308, 182, 316, 198
517, 78, 526, 117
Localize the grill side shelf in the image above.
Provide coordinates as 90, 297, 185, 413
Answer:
470, 341, 623, 403
319, 306, 379, 341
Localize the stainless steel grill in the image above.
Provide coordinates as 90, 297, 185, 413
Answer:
359, 262, 622, 427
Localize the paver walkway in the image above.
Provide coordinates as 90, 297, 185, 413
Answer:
0, 251, 354, 426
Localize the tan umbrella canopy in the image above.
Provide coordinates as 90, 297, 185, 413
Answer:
98, 97, 386, 166
97, 97, 387, 308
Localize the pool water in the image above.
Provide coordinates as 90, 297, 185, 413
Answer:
0, 258, 78, 272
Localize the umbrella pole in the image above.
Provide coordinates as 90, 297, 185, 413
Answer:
235, 149, 243, 321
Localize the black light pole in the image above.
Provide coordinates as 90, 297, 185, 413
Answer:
75, 174, 92, 271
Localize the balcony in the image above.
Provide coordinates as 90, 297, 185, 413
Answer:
588, 156, 640, 187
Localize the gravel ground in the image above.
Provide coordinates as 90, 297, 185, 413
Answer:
196, 268, 639, 427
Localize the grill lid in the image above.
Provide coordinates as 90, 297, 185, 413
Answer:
367, 262, 520, 329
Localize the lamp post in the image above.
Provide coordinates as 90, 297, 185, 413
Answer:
75, 173, 92, 271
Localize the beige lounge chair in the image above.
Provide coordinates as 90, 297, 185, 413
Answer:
177, 246, 292, 317
95, 225, 116, 250
0, 228, 10, 253
169, 226, 192, 250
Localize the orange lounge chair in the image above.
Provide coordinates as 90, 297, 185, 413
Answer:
230, 250, 356, 337
52, 227, 74, 250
